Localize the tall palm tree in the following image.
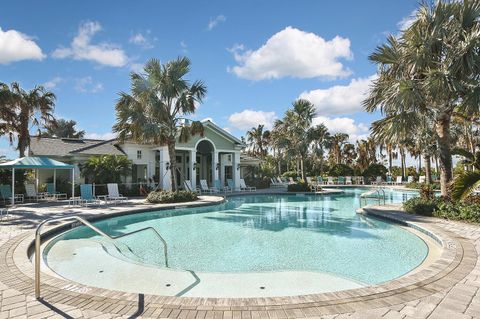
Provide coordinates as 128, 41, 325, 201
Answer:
307, 123, 330, 174
246, 124, 270, 158
364, 0, 480, 196
0, 82, 56, 157
326, 133, 349, 165
113, 57, 207, 191
42, 118, 85, 139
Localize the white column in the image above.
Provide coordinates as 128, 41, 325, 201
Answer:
71, 169, 75, 198
159, 147, 171, 190
212, 151, 219, 183
233, 152, 241, 191
53, 169, 57, 191
11, 168, 15, 206
220, 154, 226, 187
190, 150, 197, 189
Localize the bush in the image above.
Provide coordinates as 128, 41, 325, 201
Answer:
434, 202, 480, 223
420, 184, 435, 200
464, 195, 480, 205
328, 164, 354, 177
282, 171, 298, 178
405, 182, 440, 190
287, 182, 309, 192
146, 190, 198, 204
363, 164, 388, 179
403, 197, 442, 216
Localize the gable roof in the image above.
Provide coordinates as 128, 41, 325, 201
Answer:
29, 137, 125, 157
201, 120, 245, 146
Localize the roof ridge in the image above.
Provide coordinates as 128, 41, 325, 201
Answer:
69, 138, 118, 154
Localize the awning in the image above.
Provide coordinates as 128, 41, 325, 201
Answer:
0, 156, 74, 169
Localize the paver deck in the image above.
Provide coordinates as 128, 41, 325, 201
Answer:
0, 194, 479, 318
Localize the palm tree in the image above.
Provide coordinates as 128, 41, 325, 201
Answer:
0, 82, 56, 157
80, 155, 133, 184
246, 125, 270, 158
42, 118, 85, 139
113, 57, 207, 191
307, 123, 330, 174
326, 133, 349, 165
451, 148, 480, 201
364, 0, 480, 196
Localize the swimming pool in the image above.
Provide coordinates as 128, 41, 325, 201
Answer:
43, 187, 429, 297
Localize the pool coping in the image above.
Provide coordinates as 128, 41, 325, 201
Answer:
0, 198, 476, 317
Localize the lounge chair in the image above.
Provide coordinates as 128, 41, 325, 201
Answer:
277, 177, 289, 186
289, 177, 295, 184
46, 183, 67, 200
386, 176, 393, 184
327, 176, 334, 185
337, 176, 345, 185
240, 179, 256, 192
306, 177, 313, 184
25, 184, 44, 202
214, 179, 232, 192
0, 184, 24, 204
78, 184, 101, 206
184, 180, 201, 193
345, 176, 352, 185
395, 176, 403, 185
419, 176, 426, 184
356, 176, 365, 185
371, 176, 383, 185
200, 179, 218, 193
407, 176, 414, 183
107, 183, 128, 204
227, 179, 241, 192
317, 176, 325, 185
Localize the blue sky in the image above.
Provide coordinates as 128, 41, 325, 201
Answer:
1, 0, 419, 159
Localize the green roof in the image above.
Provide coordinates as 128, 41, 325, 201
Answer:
0, 156, 74, 169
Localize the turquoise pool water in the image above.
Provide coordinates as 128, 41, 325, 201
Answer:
46, 188, 426, 285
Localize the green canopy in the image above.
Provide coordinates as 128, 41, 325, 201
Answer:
0, 156, 74, 169
0, 156, 75, 205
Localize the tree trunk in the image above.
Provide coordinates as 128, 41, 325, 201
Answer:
424, 154, 432, 184
168, 141, 178, 191
388, 150, 392, 174
400, 148, 406, 179
300, 157, 305, 180
435, 112, 453, 197
418, 156, 422, 174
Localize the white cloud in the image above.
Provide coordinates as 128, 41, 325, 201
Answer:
43, 76, 63, 89
228, 109, 277, 131
52, 21, 128, 67
313, 116, 369, 142
229, 27, 352, 81
129, 31, 155, 49
398, 10, 417, 31
207, 15, 226, 31
75, 76, 104, 93
84, 132, 117, 140
299, 75, 375, 116
180, 41, 188, 53
129, 62, 144, 73
0, 27, 45, 64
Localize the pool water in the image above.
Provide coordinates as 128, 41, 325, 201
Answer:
45, 188, 426, 286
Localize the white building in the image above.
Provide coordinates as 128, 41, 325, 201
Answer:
29, 120, 256, 190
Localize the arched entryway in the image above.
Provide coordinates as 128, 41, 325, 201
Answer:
195, 139, 215, 185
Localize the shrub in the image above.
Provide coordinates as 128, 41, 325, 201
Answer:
420, 184, 435, 200
328, 164, 354, 177
434, 202, 480, 223
146, 190, 198, 204
403, 197, 442, 216
363, 164, 388, 179
282, 171, 298, 178
464, 195, 480, 205
405, 182, 440, 190
287, 182, 309, 192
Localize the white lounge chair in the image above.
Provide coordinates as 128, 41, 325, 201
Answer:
371, 176, 383, 185
184, 180, 200, 193
200, 179, 218, 193
240, 179, 256, 192
270, 178, 286, 188
25, 184, 45, 202
345, 176, 352, 185
306, 177, 313, 184
327, 177, 334, 185
407, 176, 414, 183
289, 177, 295, 184
356, 176, 365, 185
107, 183, 128, 204
419, 176, 426, 184
395, 176, 403, 185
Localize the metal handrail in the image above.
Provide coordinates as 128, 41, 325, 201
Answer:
360, 188, 386, 207
34, 215, 169, 299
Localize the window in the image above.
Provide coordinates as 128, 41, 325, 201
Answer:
137, 150, 142, 159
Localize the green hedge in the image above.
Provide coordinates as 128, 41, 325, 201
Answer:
287, 182, 309, 192
403, 197, 480, 223
146, 190, 198, 204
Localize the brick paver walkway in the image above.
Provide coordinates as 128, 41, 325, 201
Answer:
0, 198, 479, 319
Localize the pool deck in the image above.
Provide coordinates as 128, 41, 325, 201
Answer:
0, 191, 479, 318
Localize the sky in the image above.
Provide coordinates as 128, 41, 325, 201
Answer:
0, 0, 420, 161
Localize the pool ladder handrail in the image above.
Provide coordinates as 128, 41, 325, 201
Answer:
360, 188, 386, 207
34, 215, 169, 300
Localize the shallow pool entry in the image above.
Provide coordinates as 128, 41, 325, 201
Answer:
43, 188, 428, 297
